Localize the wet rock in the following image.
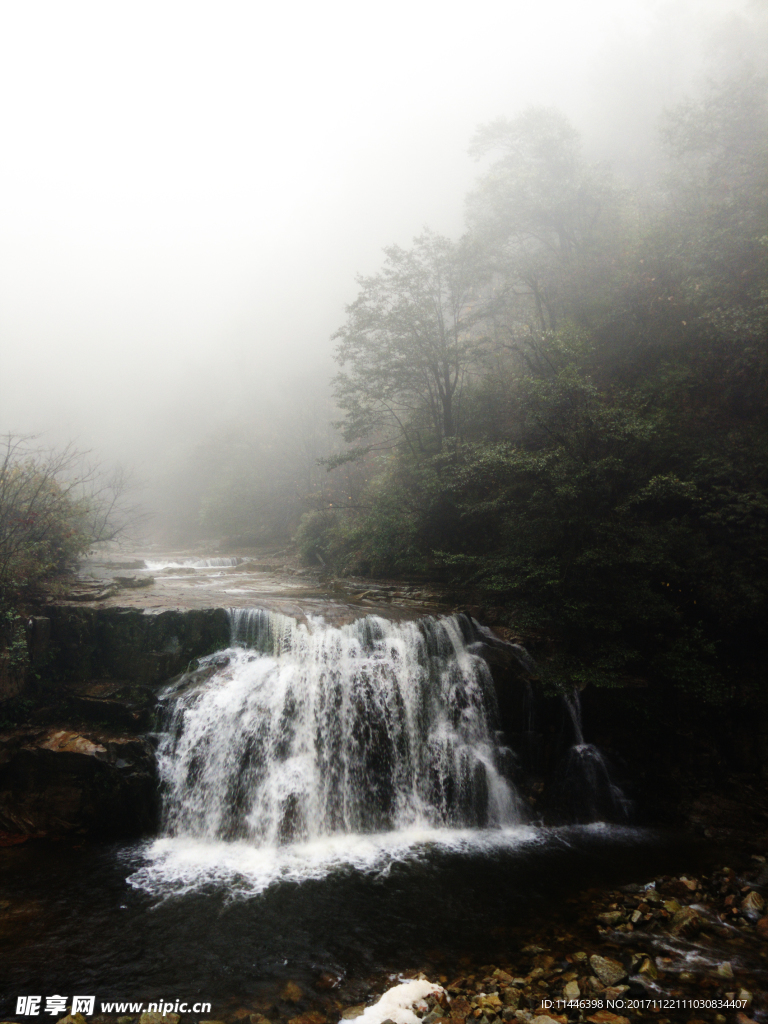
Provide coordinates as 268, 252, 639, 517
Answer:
589, 955, 626, 986
57, 1015, 87, 1024
756, 915, 768, 939
114, 575, 155, 589
585, 1014, 630, 1024
669, 906, 703, 937
281, 982, 304, 1004
139, 1015, 180, 1024
341, 1008, 365, 1020
0, 728, 157, 837
741, 891, 765, 918
596, 911, 624, 926
637, 957, 657, 980
449, 997, 472, 1018
563, 980, 580, 999
288, 1013, 327, 1024
314, 972, 340, 991
716, 961, 734, 979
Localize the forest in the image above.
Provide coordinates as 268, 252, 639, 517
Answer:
290, 72, 768, 701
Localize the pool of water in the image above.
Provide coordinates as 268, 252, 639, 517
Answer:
0, 824, 709, 1016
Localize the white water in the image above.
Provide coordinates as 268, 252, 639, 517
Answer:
347, 979, 445, 1024
128, 824, 542, 897
143, 556, 243, 570
132, 610, 528, 895
561, 690, 631, 821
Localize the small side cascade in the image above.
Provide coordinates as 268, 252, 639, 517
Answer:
557, 689, 632, 822
156, 610, 524, 846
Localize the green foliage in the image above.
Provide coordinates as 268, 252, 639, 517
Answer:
303, 76, 768, 703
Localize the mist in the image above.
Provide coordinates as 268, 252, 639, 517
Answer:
0, 0, 764, 542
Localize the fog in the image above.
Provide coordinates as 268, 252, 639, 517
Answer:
0, 0, 764, 541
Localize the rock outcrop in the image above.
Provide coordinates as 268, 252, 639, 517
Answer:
0, 727, 157, 836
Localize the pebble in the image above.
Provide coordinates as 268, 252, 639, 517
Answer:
589, 955, 626, 986
281, 983, 304, 1004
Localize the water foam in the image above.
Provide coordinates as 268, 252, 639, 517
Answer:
158, 612, 523, 846
127, 825, 541, 897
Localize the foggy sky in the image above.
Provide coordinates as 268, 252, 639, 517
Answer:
0, 0, 763, 479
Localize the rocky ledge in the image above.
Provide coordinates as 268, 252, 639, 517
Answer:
0, 727, 157, 836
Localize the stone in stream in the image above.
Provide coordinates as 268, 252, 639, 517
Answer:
588, 955, 626, 986
595, 910, 624, 926
448, 997, 471, 1018
741, 891, 765, 918
563, 980, 580, 1000
280, 982, 304, 1004
669, 905, 703, 936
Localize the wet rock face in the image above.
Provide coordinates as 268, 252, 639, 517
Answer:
0, 727, 157, 836
46, 606, 230, 687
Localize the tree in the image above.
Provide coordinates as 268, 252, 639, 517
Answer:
466, 108, 623, 338
332, 230, 492, 455
0, 435, 137, 602
658, 71, 768, 336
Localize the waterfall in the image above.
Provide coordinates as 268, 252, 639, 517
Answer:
143, 556, 242, 570
156, 610, 523, 846
557, 689, 632, 822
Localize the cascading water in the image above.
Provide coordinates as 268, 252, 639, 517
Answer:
129, 610, 533, 896
143, 556, 242, 570
160, 610, 521, 844
557, 689, 632, 822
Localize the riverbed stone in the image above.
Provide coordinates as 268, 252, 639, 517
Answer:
281, 982, 303, 1003
596, 910, 624, 926
669, 905, 703, 936
563, 980, 580, 999
637, 957, 657, 980
288, 1013, 327, 1024
742, 891, 765, 917
716, 961, 734, 979
589, 955, 626, 986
